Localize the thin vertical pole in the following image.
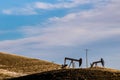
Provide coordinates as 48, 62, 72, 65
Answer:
85, 49, 88, 68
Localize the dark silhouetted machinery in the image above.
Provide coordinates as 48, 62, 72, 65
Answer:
90, 58, 105, 68
62, 57, 82, 68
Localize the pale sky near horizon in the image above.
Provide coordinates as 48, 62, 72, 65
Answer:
0, 0, 120, 69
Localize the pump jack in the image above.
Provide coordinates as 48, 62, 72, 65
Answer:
90, 58, 105, 68
61, 57, 82, 68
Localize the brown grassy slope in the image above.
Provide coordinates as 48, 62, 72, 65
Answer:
0, 52, 60, 79
9, 67, 120, 80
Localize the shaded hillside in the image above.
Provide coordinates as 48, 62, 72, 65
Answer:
8, 67, 120, 80
0, 52, 60, 79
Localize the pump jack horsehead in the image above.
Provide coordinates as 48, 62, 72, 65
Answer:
61, 57, 82, 69
90, 58, 105, 68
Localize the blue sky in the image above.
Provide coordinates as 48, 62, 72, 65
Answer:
0, 0, 120, 69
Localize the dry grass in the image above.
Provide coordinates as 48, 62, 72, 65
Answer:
9, 67, 120, 80
1, 52, 120, 80
89, 66, 120, 72
0, 52, 60, 79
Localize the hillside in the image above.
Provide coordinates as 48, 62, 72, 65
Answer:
1, 52, 120, 80
0, 52, 60, 79
8, 67, 120, 80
